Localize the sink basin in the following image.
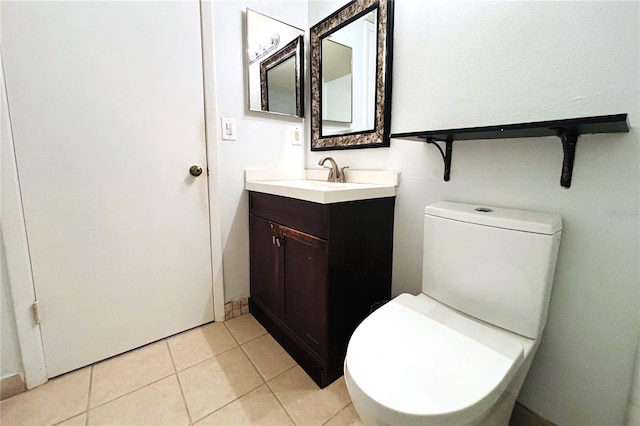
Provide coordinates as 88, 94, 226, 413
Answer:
244, 179, 397, 204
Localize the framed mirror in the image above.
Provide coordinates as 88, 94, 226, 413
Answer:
260, 36, 303, 116
246, 9, 304, 117
311, 0, 394, 150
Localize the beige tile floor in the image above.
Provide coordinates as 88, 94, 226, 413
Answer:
0, 314, 361, 426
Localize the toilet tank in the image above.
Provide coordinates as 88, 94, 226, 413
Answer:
422, 201, 562, 339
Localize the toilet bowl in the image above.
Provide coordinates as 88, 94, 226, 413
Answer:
345, 293, 537, 425
344, 202, 562, 425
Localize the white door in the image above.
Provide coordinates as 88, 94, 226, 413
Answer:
2, 1, 214, 377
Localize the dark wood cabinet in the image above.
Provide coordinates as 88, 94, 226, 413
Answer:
248, 191, 395, 388
280, 226, 328, 357
248, 215, 280, 314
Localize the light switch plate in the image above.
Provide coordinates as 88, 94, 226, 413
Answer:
221, 117, 236, 140
290, 125, 302, 146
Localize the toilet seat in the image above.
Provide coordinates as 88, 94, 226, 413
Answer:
345, 293, 527, 425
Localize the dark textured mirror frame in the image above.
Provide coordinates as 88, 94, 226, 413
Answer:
260, 35, 304, 117
310, 0, 394, 151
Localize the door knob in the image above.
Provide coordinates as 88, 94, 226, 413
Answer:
189, 165, 203, 177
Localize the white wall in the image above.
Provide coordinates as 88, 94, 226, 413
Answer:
308, 1, 639, 425
210, 1, 307, 302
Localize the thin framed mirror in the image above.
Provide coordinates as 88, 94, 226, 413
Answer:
246, 9, 304, 117
311, 0, 394, 150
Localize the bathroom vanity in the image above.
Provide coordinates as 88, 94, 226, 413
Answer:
246, 172, 397, 387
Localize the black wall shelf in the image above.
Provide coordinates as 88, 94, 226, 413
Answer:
390, 114, 630, 188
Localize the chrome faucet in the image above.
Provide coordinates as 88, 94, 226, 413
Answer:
318, 157, 348, 183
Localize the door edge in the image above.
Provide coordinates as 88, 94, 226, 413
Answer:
200, 0, 225, 321
1, 51, 48, 387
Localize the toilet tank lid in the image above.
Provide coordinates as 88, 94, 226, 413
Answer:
425, 201, 562, 235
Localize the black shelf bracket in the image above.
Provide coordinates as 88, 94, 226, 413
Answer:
557, 129, 578, 188
390, 114, 629, 189
426, 138, 453, 181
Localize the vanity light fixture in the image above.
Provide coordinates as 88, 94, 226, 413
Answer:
248, 33, 280, 64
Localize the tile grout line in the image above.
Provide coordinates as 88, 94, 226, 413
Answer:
70, 319, 284, 426
233, 328, 298, 393
60, 335, 194, 418
171, 341, 239, 375
184, 320, 291, 424
85, 366, 93, 426
265, 365, 300, 426
9, 321, 268, 426
223, 318, 273, 384
47, 364, 93, 426
226, 316, 302, 425
167, 317, 268, 376
222, 316, 268, 347
230, 330, 268, 346
226, 317, 291, 383
47, 366, 94, 426
326, 380, 353, 423
237, 336, 269, 382
222, 320, 244, 347
230, 318, 339, 426
266, 365, 353, 426
321, 403, 352, 426
316, 393, 351, 426
189, 375, 265, 424
187, 373, 263, 426
166, 339, 194, 426
169, 316, 269, 373
84, 372, 176, 413
174, 323, 264, 425
177, 320, 267, 424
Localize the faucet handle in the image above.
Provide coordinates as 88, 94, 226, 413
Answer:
338, 166, 349, 183
323, 165, 336, 181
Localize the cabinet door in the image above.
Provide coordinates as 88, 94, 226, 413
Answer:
280, 226, 328, 357
249, 215, 280, 315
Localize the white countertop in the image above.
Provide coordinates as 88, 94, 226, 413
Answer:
245, 169, 400, 204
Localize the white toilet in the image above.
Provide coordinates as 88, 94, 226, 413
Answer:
344, 201, 562, 426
